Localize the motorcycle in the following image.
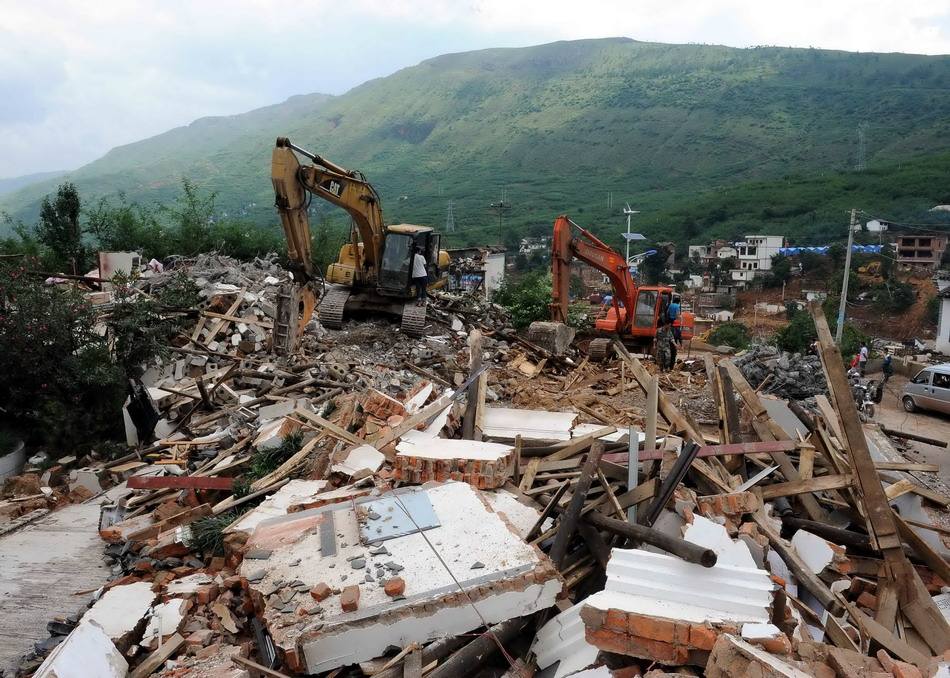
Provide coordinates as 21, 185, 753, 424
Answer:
847, 368, 879, 422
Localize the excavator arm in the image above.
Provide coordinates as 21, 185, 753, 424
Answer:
550, 215, 637, 334
271, 137, 386, 280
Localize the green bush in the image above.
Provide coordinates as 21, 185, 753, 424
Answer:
492, 271, 552, 329
925, 295, 940, 325
774, 305, 868, 360
708, 321, 751, 349
0, 261, 126, 449
871, 281, 915, 313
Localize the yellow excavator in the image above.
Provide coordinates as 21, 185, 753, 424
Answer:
271, 137, 449, 341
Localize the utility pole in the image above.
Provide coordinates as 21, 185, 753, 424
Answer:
835, 209, 857, 344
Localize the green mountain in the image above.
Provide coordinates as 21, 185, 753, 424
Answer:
0, 170, 67, 198
3, 37, 950, 250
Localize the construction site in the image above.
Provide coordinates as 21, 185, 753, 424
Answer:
1, 136, 950, 678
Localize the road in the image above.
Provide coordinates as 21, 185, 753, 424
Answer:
873, 373, 950, 486
0, 500, 113, 674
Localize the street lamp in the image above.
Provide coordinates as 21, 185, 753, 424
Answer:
622, 204, 645, 265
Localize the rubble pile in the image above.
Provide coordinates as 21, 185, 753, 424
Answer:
734, 343, 827, 401
4, 264, 950, 678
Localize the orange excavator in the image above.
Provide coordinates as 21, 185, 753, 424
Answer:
530, 215, 694, 360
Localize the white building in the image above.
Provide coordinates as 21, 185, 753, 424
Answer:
730, 235, 784, 286
938, 288, 950, 355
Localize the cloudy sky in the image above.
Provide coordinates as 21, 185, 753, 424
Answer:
2, 0, 949, 178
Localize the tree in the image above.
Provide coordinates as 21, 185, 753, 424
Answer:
35, 182, 85, 273
163, 178, 215, 255
639, 252, 666, 285
764, 254, 791, 288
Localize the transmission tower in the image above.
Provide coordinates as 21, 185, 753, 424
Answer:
856, 122, 868, 171
445, 200, 456, 232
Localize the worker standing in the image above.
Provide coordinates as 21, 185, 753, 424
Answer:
668, 294, 682, 346
411, 247, 428, 306
858, 342, 869, 376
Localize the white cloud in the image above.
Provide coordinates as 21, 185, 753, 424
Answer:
0, 0, 947, 177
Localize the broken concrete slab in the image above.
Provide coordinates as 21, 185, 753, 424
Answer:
239, 481, 562, 674
141, 598, 190, 649
81, 581, 157, 648
482, 407, 576, 442
331, 445, 386, 478
34, 619, 128, 678
483, 488, 548, 540
229, 479, 329, 534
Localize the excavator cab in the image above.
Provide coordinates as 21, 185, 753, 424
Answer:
378, 225, 443, 295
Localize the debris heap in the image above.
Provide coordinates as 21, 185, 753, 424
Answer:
4, 263, 949, 678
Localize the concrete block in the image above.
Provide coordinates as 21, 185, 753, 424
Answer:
34, 619, 128, 678
81, 581, 157, 648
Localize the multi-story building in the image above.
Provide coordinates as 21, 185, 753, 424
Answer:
895, 234, 948, 266
730, 235, 784, 286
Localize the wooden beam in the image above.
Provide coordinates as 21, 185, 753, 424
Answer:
873, 461, 940, 472
544, 426, 616, 462
130, 633, 185, 678
836, 596, 931, 669
231, 656, 292, 678
893, 511, 950, 583
549, 441, 605, 568
292, 406, 363, 446
461, 329, 483, 440
810, 302, 950, 655
720, 359, 827, 523
127, 475, 233, 490
759, 474, 853, 500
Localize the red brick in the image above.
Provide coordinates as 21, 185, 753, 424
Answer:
627, 613, 675, 643
310, 582, 332, 602
341, 585, 360, 612
750, 634, 792, 655
689, 624, 719, 651
384, 577, 406, 597
876, 650, 922, 678
605, 609, 629, 633
195, 583, 219, 605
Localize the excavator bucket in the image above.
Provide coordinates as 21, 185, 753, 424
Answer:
273, 283, 319, 356
528, 321, 576, 356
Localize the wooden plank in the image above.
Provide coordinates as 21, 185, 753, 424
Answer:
130, 633, 185, 678
201, 310, 273, 328
614, 478, 659, 509
815, 394, 844, 442
549, 441, 605, 568
798, 443, 815, 481
893, 511, 950, 583
403, 646, 423, 678
292, 407, 363, 446
127, 475, 233, 490
126, 504, 212, 542
543, 426, 616, 462
596, 470, 626, 520
884, 478, 915, 501
837, 596, 930, 669
759, 474, 853, 500
519, 458, 541, 492
250, 434, 324, 492
720, 359, 827, 523
873, 461, 940, 472
461, 329, 483, 440
525, 480, 570, 541
601, 440, 797, 464
810, 302, 950, 654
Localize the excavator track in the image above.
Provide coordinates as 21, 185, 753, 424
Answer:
588, 337, 611, 361
400, 303, 427, 337
318, 288, 350, 329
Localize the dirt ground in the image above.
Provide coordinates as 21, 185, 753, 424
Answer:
871, 372, 950, 486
